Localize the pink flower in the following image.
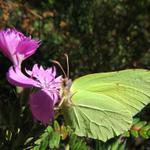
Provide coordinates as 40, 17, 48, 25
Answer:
7, 64, 62, 124
0, 28, 40, 67
29, 90, 55, 125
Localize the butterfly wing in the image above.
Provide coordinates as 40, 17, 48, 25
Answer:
63, 69, 150, 141
71, 69, 150, 115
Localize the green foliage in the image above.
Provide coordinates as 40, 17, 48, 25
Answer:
33, 121, 90, 150
67, 134, 90, 150
95, 138, 127, 150
33, 122, 60, 150
130, 118, 150, 139
63, 69, 150, 141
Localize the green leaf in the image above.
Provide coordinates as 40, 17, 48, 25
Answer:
123, 131, 130, 137
133, 121, 147, 130
133, 118, 140, 124
39, 133, 49, 150
49, 132, 60, 149
63, 69, 150, 142
54, 120, 60, 132
68, 134, 90, 150
107, 139, 126, 150
130, 130, 139, 138
46, 126, 53, 133
139, 124, 150, 139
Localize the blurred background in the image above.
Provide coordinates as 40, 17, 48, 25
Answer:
0, 0, 150, 76
0, 0, 150, 149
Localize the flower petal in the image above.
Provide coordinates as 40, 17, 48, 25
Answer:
7, 66, 38, 88
17, 38, 40, 58
44, 89, 59, 105
29, 90, 54, 125
0, 29, 22, 56
0, 28, 40, 66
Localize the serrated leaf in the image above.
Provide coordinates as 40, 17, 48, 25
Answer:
63, 69, 150, 142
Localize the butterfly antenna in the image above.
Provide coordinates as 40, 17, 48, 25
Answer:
64, 53, 69, 78
51, 60, 67, 78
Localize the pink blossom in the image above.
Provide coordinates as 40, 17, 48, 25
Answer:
7, 64, 62, 124
29, 90, 55, 125
0, 28, 40, 67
